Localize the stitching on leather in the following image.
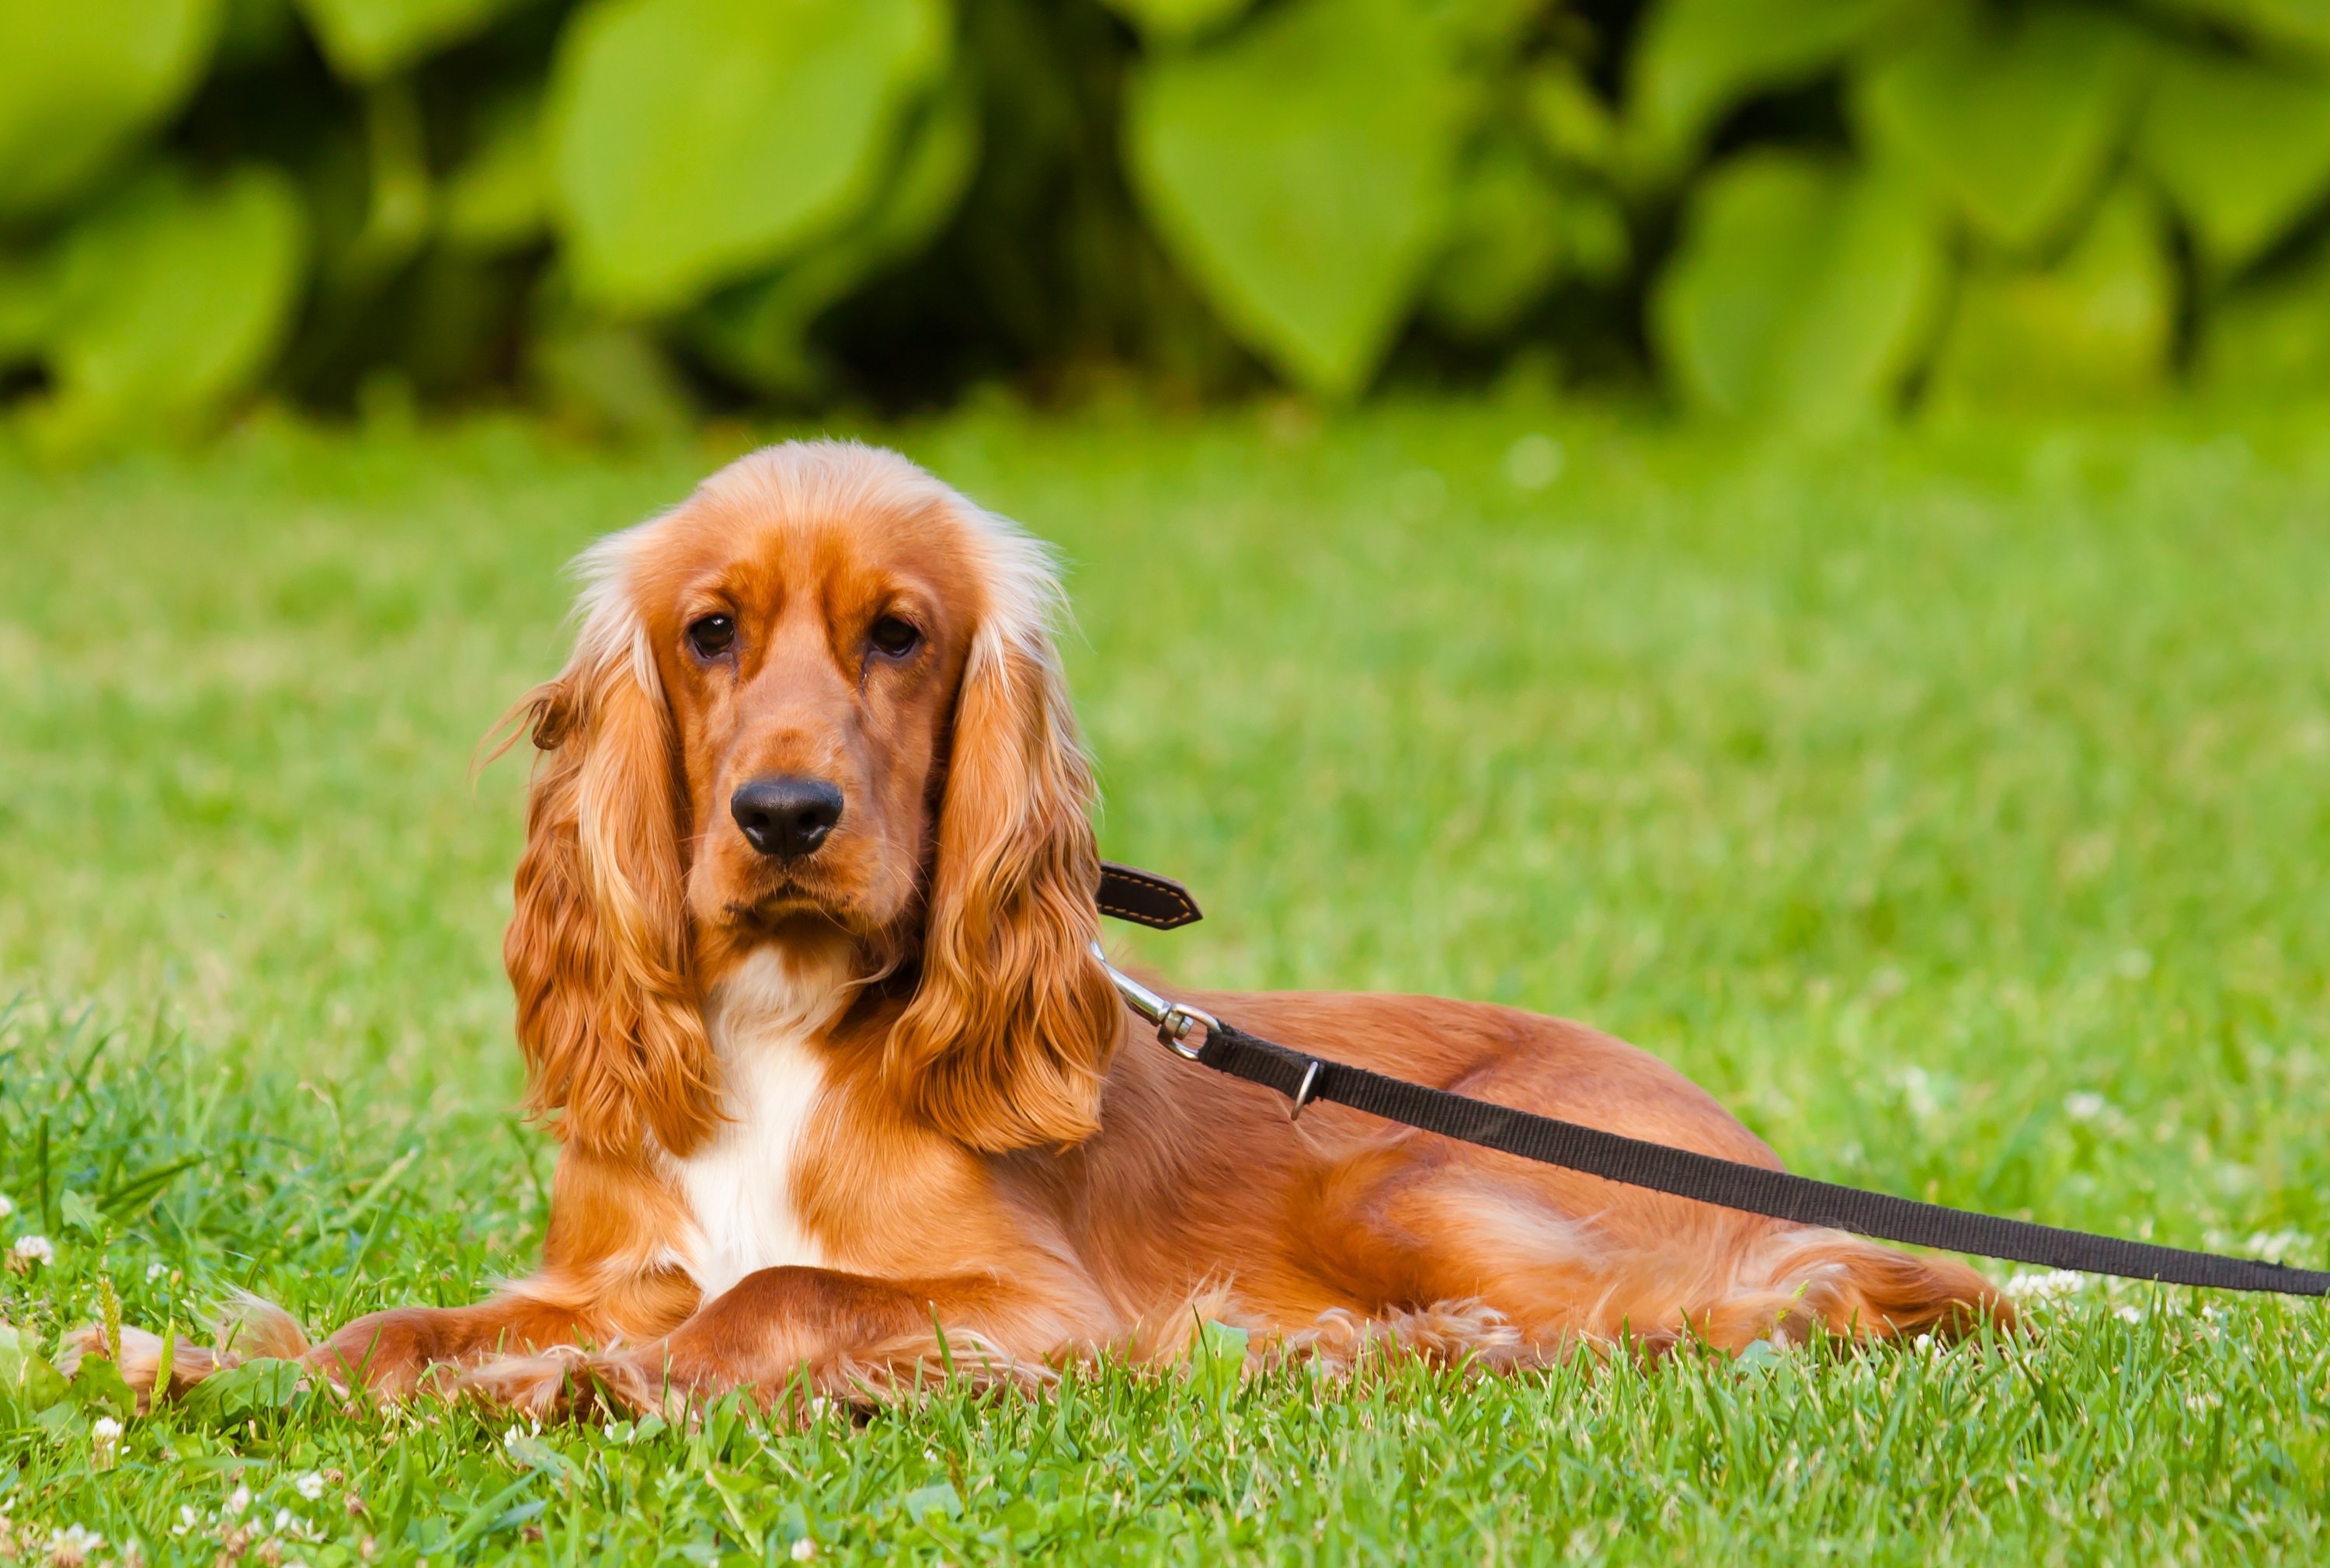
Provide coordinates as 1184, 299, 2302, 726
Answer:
1097, 896, 1188, 925
1104, 866, 1176, 895
1098, 863, 1198, 925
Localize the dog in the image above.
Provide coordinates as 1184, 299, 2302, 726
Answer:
83, 440, 2004, 1415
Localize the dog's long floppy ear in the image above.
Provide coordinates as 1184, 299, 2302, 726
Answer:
497, 537, 717, 1159
885, 520, 1119, 1153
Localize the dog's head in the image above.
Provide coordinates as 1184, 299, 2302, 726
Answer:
501, 441, 1118, 1159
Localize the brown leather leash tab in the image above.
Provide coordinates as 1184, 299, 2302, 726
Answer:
1097, 861, 1203, 930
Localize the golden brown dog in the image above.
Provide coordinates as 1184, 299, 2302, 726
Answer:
88, 440, 2003, 1413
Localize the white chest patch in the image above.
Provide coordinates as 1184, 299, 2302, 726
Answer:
669, 944, 854, 1302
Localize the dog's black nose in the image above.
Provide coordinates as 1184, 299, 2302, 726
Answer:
730, 776, 843, 860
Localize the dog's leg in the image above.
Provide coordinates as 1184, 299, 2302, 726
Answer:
1685, 1229, 2013, 1351
463, 1266, 1070, 1420
298, 1292, 621, 1399
57, 1294, 311, 1414
68, 1269, 699, 1408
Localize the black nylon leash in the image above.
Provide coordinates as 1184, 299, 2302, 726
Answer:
1094, 862, 2330, 1297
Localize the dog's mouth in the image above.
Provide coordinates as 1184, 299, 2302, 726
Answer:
703, 839, 913, 947
728, 900, 851, 938
718, 866, 875, 937
725, 884, 840, 923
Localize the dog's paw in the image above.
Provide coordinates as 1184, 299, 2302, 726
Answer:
458, 1347, 660, 1421
56, 1324, 225, 1413
454, 1350, 577, 1418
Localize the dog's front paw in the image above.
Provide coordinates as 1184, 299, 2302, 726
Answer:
56, 1325, 225, 1413
459, 1347, 671, 1422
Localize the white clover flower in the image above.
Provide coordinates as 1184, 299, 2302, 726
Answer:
225, 1484, 252, 1518
45, 1524, 104, 1567
2063, 1091, 2108, 1122
11, 1234, 54, 1266
91, 1416, 123, 1465
1895, 1066, 1939, 1121
2001, 1268, 2087, 1302
791, 1539, 819, 1563
2116, 1306, 2144, 1324
0, 1193, 13, 1219
295, 1472, 325, 1501
275, 1507, 294, 1532
147, 1261, 169, 1282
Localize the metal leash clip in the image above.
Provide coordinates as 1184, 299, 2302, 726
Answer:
1091, 942, 1219, 1061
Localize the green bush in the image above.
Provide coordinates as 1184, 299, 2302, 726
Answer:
5, 0, 2330, 449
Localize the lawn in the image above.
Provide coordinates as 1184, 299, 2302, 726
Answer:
2, 397, 2328, 1564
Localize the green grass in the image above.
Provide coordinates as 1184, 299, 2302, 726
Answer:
3, 398, 2328, 1563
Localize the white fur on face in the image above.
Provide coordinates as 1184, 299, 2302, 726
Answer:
668, 943, 855, 1299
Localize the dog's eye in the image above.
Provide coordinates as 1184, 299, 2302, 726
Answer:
687, 614, 736, 659
868, 616, 921, 659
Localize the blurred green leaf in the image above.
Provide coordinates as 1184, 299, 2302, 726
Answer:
1432, 0, 1549, 56
1424, 137, 1626, 339
847, 82, 982, 262
1098, 0, 1253, 43
330, 80, 434, 293
1125, 0, 1466, 398
1927, 184, 2174, 413
525, 304, 697, 438
1627, 0, 1901, 174
294, 0, 517, 78
2137, 50, 2330, 273
58, 1189, 103, 1236
440, 92, 549, 252
1426, 139, 1567, 340
217, 0, 304, 66
0, 254, 67, 360
548, 0, 948, 314
898, 1480, 962, 1524
179, 1356, 302, 1421
1524, 58, 1618, 171
0, 1325, 71, 1415
1563, 192, 1630, 288
68, 1352, 137, 1421
0, 0, 223, 218
1852, 0, 2148, 253
20, 165, 308, 456
1650, 149, 1942, 428
689, 81, 979, 398
2203, 248, 2330, 393
2153, 0, 2330, 56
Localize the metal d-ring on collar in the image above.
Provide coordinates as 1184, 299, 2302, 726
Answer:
1092, 942, 1324, 1118
1090, 942, 1219, 1062
1287, 1058, 1323, 1121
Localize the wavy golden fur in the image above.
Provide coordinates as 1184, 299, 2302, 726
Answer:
77, 440, 2007, 1417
